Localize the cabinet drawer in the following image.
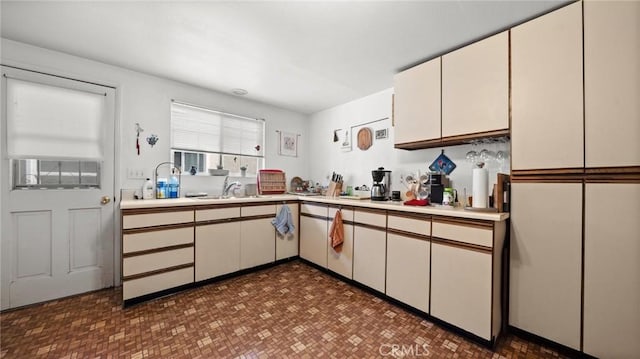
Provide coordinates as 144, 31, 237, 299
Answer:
123, 227, 193, 254
432, 221, 492, 248
123, 267, 193, 300
123, 247, 193, 276
329, 207, 354, 222
123, 210, 193, 229
301, 203, 328, 217
196, 207, 240, 222
354, 210, 386, 227
242, 204, 275, 217
388, 215, 430, 236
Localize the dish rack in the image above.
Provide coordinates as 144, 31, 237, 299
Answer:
258, 169, 286, 194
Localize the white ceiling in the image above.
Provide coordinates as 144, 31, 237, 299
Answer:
1, 1, 567, 114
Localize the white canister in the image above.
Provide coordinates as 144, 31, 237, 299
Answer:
472, 165, 488, 208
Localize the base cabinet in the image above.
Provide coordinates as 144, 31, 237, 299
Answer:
300, 204, 328, 268
195, 222, 241, 281
353, 209, 387, 293
240, 205, 276, 270
583, 183, 640, 358
386, 233, 429, 313
327, 207, 354, 279
275, 203, 299, 260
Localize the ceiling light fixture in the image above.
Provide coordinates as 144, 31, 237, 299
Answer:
231, 88, 248, 96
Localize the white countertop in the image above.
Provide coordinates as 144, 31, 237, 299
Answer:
120, 194, 509, 221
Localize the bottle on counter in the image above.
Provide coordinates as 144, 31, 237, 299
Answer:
156, 178, 167, 198
168, 170, 179, 198
142, 178, 154, 200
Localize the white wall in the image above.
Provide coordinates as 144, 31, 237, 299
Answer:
0, 38, 310, 195
308, 88, 510, 200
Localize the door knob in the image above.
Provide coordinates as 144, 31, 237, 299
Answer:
101, 196, 111, 205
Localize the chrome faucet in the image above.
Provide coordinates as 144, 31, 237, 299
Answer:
222, 176, 242, 197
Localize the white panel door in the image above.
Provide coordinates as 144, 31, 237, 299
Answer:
275, 203, 299, 260
300, 216, 328, 268
584, 183, 640, 358
353, 226, 386, 293
1, 67, 116, 309
386, 233, 429, 313
240, 218, 275, 269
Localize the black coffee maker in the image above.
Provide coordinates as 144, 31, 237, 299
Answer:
371, 167, 391, 201
428, 173, 450, 204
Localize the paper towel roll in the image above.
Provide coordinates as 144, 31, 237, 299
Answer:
472, 167, 488, 208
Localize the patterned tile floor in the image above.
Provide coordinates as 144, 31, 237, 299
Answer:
1, 261, 566, 358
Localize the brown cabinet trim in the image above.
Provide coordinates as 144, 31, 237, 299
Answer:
300, 201, 328, 207
387, 228, 430, 242
432, 216, 493, 229
122, 221, 194, 235
122, 263, 194, 281
353, 222, 387, 232
241, 202, 278, 208
193, 203, 243, 210
121, 206, 195, 215
387, 210, 431, 221
432, 237, 492, 254
300, 213, 329, 221
123, 243, 194, 258
512, 167, 640, 183
196, 217, 245, 226
354, 207, 387, 215
241, 214, 276, 221
394, 129, 509, 150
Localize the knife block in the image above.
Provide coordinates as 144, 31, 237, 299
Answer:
327, 181, 343, 197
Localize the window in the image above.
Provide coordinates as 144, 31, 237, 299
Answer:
13, 159, 100, 189
170, 102, 265, 175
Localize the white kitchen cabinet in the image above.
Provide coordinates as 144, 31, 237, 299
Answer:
300, 203, 328, 268
393, 57, 441, 148
584, 0, 640, 168
431, 242, 492, 340
327, 207, 354, 279
352, 209, 386, 293
442, 31, 508, 138
509, 182, 582, 350
583, 183, 640, 358
511, 2, 583, 171
240, 205, 276, 269
386, 232, 429, 313
275, 203, 299, 260
195, 221, 241, 281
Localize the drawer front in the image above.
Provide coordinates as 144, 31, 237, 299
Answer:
301, 203, 328, 217
329, 207, 354, 222
388, 215, 430, 236
123, 210, 193, 229
123, 227, 193, 254
242, 204, 276, 217
354, 210, 386, 227
123, 247, 193, 276
432, 222, 493, 248
196, 207, 240, 222
123, 267, 193, 300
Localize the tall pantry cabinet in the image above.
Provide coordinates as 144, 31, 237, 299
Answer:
510, 1, 640, 357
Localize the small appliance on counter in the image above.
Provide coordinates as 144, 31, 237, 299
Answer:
428, 173, 450, 204
371, 167, 391, 201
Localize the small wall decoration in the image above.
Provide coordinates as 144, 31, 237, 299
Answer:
135, 123, 144, 155
357, 127, 373, 151
278, 131, 298, 157
375, 128, 388, 140
146, 134, 159, 147
340, 129, 352, 151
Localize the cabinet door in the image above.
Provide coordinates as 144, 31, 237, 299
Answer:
584, 183, 640, 358
393, 57, 441, 145
511, 2, 583, 170
275, 203, 299, 260
386, 233, 429, 313
240, 218, 275, 269
509, 182, 582, 349
328, 208, 354, 279
195, 222, 240, 281
584, 0, 640, 168
353, 226, 386, 292
442, 31, 508, 137
431, 242, 491, 340
300, 216, 328, 268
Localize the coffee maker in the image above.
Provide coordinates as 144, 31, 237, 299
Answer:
428, 173, 450, 204
371, 167, 391, 201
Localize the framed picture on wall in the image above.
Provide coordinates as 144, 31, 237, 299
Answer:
278, 131, 298, 157
340, 129, 352, 152
375, 128, 388, 140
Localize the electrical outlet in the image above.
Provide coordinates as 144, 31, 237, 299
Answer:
127, 168, 145, 179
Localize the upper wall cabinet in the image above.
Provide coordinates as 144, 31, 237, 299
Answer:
393, 57, 441, 149
511, 2, 583, 171
442, 31, 509, 138
584, 0, 640, 168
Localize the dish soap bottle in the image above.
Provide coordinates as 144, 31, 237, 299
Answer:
142, 178, 154, 200
168, 170, 179, 198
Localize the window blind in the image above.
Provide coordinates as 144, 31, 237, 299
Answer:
6, 77, 106, 160
171, 102, 264, 157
